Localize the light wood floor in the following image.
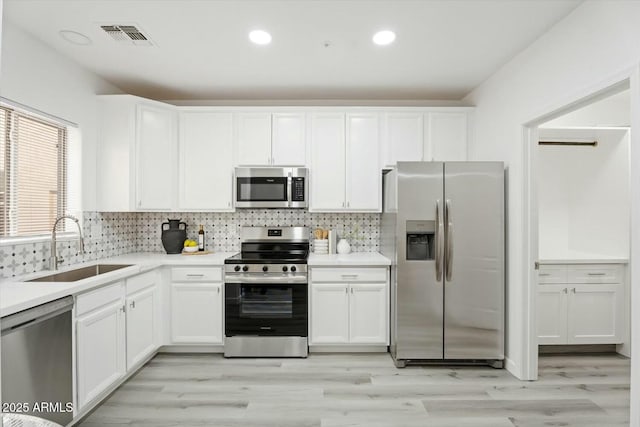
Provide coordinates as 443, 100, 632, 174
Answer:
80, 352, 630, 427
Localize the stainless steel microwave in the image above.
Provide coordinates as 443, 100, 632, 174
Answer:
235, 167, 308, 208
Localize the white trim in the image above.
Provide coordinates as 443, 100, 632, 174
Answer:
504, 357, 520, 379
0, 97, 78, 128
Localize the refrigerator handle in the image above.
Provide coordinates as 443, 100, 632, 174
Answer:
445, 199, 453, 282
435, 199, 444, 282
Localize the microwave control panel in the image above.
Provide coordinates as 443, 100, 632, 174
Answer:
292, 177, 305, 201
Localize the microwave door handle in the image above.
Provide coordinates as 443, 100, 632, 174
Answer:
287, 172, 292, 208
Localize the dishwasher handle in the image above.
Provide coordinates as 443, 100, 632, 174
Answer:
1, 296, 74, 334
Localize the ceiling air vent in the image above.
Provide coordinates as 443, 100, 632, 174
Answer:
100, 24, 153, 46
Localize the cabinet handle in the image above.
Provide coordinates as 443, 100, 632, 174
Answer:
341, 274, 359, 279
120, 305, 126, 313
186, 274, 204, 278
587, 272, 606, 276
571, 288, 576, 293
563, 288, 568, 294
342, 201, 345, 208
350, 287, 353, 294
345, 287, 348, 294
130, 300, 135, 309
217, 287, 221, 294
539, 273, 551, 277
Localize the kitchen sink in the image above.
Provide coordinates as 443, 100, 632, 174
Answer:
27, 264, 133, 282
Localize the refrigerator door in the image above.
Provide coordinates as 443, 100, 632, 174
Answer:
395, 162, 445, 360
443, 162, 504, 360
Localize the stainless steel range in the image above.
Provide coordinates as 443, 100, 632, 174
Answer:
224, 226, 309, 357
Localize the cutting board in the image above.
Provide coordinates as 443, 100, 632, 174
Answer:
181, 250, 213, 255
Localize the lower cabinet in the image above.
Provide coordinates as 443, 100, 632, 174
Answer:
537, 264, 624, 345
170, 267, 224, 344
76, 271, 159, 410
76, 283, 126, 410
310, 267, 389, 345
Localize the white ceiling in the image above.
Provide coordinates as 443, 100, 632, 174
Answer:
3, 0, 581, 101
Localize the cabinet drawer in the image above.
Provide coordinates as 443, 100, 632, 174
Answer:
76, 281, 124, 316
538, 266, 567, 284
171, 267, 222, 282
312, 268, 387, 283
567, 265, 623, 284
126, 270, 157, 295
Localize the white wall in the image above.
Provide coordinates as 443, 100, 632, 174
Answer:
537, 128, 629, 260
542, 90, 630, 128
464, 1, 640, 423
0, 19, 122, 211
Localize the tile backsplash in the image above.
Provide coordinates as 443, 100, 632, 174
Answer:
0, 210, 380, 278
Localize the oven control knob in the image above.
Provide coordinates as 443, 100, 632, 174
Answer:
282, 266, 288, 272
234, 265, 241, 272
290, 266, 297, 273
242, 266, 249, 272
262, 266, 269, 272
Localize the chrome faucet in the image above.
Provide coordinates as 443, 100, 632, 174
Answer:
51, 214, 85, 270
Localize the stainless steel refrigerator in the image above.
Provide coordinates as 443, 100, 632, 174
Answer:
382, 162, 504, 368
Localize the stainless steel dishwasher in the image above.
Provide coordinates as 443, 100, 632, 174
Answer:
1, 296, 74, 426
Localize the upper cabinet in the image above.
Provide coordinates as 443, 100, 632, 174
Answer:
97, 95, 177, 211
179, 111, 234, 211
235, 112, 307, 166
310, 112, 380, 212
381, 109, 472, 168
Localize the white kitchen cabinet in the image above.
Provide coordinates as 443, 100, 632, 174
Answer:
537, 264, 625, 345
382, 113, 424, 168
236, 113, 272, 166
310, 113, 346, 210
96, 95, 177, 212
179, 111, 234, 210
76, 283, 126, 410
236, 112, 307, 166
310, 283, 350, 344
536, 284, 568, 345
349, 283, 388, 344
310, 267, 389, 346
125, 271, 159, 369
272, 113, 307, 165
346, 113, 381, 211
97, 95, 177, 211
310, 113, 380, 212
170, 267, 224, 344
426, 112, 468, 161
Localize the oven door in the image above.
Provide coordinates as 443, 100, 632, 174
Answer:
225, 282, 308, 337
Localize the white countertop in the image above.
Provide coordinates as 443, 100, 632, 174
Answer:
0, 252, 236, 317
308, 252, 391, 266
1, 251, 390, 317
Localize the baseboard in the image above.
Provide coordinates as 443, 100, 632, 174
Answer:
158, 345, 224, 353
539, 344, 617, 354
505, 357, 520, 378
309, 345, 388, 353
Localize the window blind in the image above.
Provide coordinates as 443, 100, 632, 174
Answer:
0, 105, 68, 237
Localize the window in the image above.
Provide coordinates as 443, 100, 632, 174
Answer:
0, 105, 68, 237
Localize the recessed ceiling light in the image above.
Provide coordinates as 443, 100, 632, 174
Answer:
372, 30, 396, 46
249, 30, 272, 45
59, 30, 92, 45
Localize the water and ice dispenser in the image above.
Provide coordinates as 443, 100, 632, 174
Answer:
405, 220, 435, 261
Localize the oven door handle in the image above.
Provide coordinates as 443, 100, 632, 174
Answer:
225, 274, 308, 284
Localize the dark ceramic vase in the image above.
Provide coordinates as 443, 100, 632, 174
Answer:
161, 219, 187, 254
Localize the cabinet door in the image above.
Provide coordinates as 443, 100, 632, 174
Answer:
179, 112, 234, 210
536, 285, 568, 345
136, 103, 176, 210
310, 113, 346, 211
171, 282, 223, 344
349, 283, 388, 344
346, 113, 381, 211
126, 286, 157, 370
310, 283, 349, 344
382, 113, 423, 168
567, 284, 623, 344
427, 112, 468, 161
236, 113, 272, 166
76, 300, 126, 409
272, 113, 306, 166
